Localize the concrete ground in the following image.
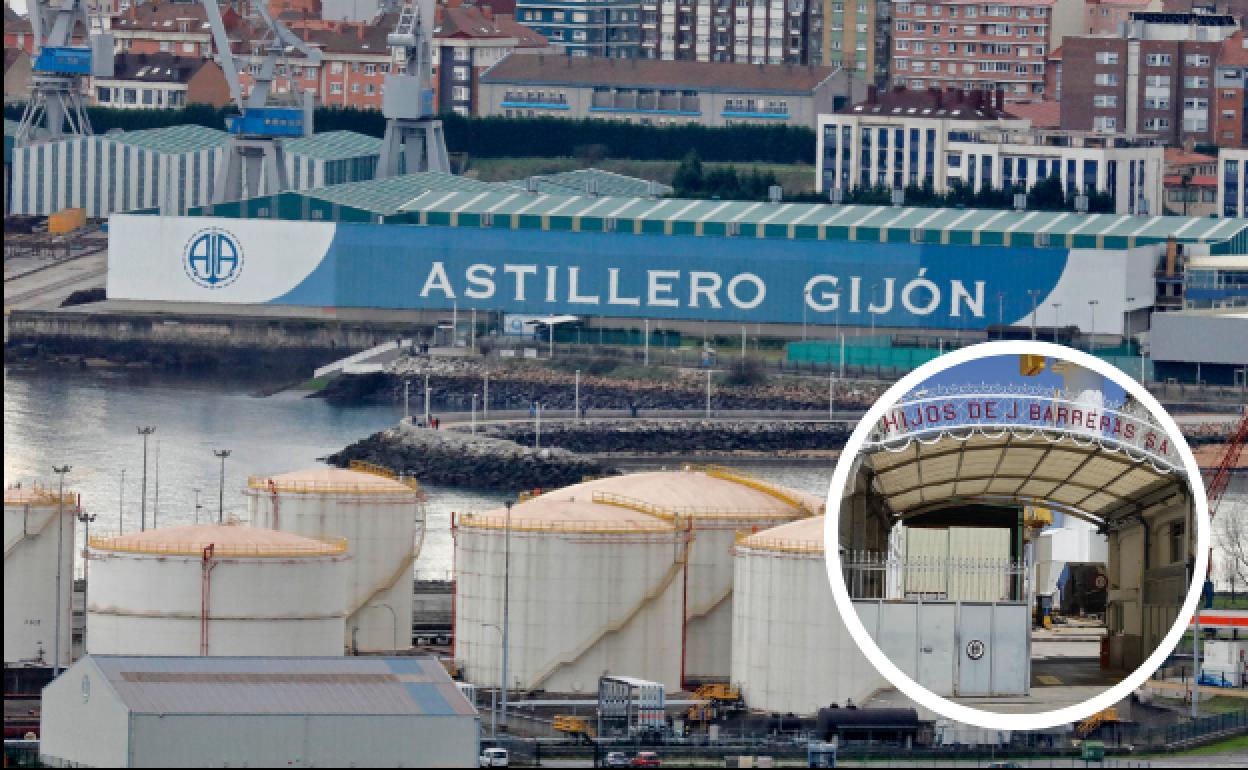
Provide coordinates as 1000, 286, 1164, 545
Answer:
4, 251, 108, 311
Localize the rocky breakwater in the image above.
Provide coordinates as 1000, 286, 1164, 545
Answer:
471, 419, 852, 456
326, 420, 613, 491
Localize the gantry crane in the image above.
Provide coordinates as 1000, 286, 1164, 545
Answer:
199, 0, 322, 202
16, 0, 113, 146
377, 0, 448, 177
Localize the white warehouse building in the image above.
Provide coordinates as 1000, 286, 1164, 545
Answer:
4, 483, 77, 670
8, 127, 381, 218
817, 88, 1165, 216
40, 655, 480, 768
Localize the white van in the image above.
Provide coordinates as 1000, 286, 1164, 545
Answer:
479, 747, 509, 767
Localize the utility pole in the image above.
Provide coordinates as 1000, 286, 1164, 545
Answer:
137, 426, 155, 532
471, 307, 477, 353
118, 469, 125, 535
1088, 299, 1100, 352
483, 371, 489, 421
76, 506, 96, 654
644, 319, 650, 366
1027, 289, 1040, 341
574, 370, 581, 422
1052, 303, 1062, 343
997, 291, 1006, 339
153, 441, 160, 529
193, 488, 203, 525
471, 394, 478, 435
53, 464, 71, 676
705, 369, 712, 418
535, 403, 542, 449
424, 374, 431, 427
214, 449, 231, 523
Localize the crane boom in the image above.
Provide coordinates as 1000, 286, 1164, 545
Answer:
199, 0, 244, 109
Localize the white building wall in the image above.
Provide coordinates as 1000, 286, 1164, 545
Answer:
130, 713, 478, 769
40, 659, 133, 768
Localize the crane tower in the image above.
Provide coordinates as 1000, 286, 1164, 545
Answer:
16, 0, 113, 146
378, 0, 448, 176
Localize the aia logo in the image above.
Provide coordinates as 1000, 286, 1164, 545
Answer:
184, 228, 244, 289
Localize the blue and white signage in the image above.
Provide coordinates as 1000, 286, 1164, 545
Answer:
107, 215, 1154, 334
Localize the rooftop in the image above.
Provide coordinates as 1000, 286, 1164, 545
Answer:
280, 130, 382, 161
1005, 100, 1061, 129
394, 190, 1248, 252
501, 168, 672, 197
1221, 30, 1248, 66
252, 466, 420, 495
1130, 10, 1240, 24
298, 171, 498, 214
482, 54, 840, 94
105, 52, 212, 84
110, 123, 227, 154
76, 655, 475, 716
739, 515, 826, 554
841, 87, 1017, 121
89, 523, 348, 557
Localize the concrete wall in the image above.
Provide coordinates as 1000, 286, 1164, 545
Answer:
1151, 312, 1248, 367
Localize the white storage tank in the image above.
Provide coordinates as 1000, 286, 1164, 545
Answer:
87, 524, 349, 656
454, 468, 818, 692
454, 481, 688, 692
582, 468, 820, 683
246, 466, 425, 652
732, 516, 886, 715
4, 484, 77, 668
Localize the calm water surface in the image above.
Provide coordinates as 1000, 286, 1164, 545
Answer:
3, 366, 836, 580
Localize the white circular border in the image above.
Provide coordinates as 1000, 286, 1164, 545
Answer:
823, 340, 1211, 731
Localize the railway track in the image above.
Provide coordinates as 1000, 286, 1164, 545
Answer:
3, 266, 108, 308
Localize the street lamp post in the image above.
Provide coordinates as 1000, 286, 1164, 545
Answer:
996, 291, 1006, 339
574, 370, 581, 422
76, 506, 96, 654
1052, 303, 1062, 343
53, 464, 71, 675
1026, 289, 1041, 341
118, 469, 125, 535
214, 450, 231, 523
483, 372, 489, 422
137, 426, 155, 532
193, 488, 203, 525
483, 623, 503, 737
1088, 300, 1100, 352
471, 394, 478, 435
501, 500, 513, 734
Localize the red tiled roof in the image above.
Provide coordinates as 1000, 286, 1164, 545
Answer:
1006, 100, 1060, 128
1164, 174, 1218, 187
843, 86, 1015, 120
1048, 46, 1063, 60
492, 14, 547, 48
1165, 147, 1217, 165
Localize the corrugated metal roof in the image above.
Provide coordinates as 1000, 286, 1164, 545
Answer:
110, 124, 227, 154
395, 191, 1248, 249
87, 656, 476, 717
302, 172, 498, 214
283, 130, 382, 161
502, 169, 672, 198
3, 118, 18, 137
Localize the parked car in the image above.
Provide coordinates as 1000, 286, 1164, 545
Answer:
630, 751, 661, 767
479, 747, 509, 767
605, 751, 630, 768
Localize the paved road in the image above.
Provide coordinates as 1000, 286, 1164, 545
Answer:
4, 251, 107, 310
528, 755, 1248, 768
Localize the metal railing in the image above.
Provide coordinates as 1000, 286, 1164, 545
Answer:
88, 534, 349, 558
841, 550, 1029, 602
591, 490, 806, 522
734, 531, 824, 555
456, 512, 681, 535
3, 483, 78, 508
244, 474, 420, 496
693, 464, 823, 516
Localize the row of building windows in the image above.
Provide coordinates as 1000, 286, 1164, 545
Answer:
895, 3, 1048, 19
896, 21, 1047, 36
898, 41, 1047, 56
896, 60, 1044, 75
1095, 52, 1213, 68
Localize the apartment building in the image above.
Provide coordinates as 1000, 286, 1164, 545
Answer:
479, 54, 859, 126
1214, 30, 1248, 147
816, 86, 1166, 214
1083, 0, 1159, 35
1163, 147, 1218, 214
889, 0, 1086, 103
624, 0, 821, 66
822, 0, 892, 81
1221, 148, 1248, 217
110, 0, 221, 59
514, 0, 641, 57
431, 1, 548, 116
1058, 11, 1241, 145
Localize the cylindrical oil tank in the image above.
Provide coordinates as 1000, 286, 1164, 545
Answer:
581, 468, 820, 683
732, 516, 885, 715
245, 466, 425, 652
454, 482, 689, 692
87, 524, 348, 656
4, 484, 77, 668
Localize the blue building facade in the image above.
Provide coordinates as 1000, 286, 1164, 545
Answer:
514, 0, 641, 57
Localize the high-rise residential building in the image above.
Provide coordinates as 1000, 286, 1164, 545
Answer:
1083, 0, 1159, 35
514, 0, 641, 57
1214, 30, 1248, 148
629, 0, 819, 65
821, 0, 891, 82
431, 1, 549, 116
1220, 148, 1248, 217
889, 0, 1089, 103
1058, 11, 1241, 146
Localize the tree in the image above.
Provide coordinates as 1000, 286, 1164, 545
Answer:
1215, 506, 1248, 596
672, 150, 705, 195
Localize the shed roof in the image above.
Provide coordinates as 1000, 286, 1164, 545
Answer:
81, 655, 476, 716
502, 168, 672, 198
395, 190, 1248, 251
301, 172, 498, 214
110, 124, 227, 154
283, 130, 381, 161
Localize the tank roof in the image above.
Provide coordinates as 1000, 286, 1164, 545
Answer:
739, 515, 826, 554
4, 484, 76, 508
90, 524, 348, 558
460, 469, 819, 533
249, 466, 419, 495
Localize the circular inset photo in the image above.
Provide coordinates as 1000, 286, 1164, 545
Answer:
823, 341, 1210, 731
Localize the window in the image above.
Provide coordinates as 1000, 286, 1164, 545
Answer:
1095, 51, 1118, 65
1183, 76, 1209, 89
1094, 94, 1118, 107
1184, 54, 1210, 67
331, 62, 344, 74
896, 20, 910, 31
183, 42, 195, 53
365, 83, 375, 96
364, 64, 376, 76
1095, 73, 1118, 86
329, 82, 343, 94
1143, 117, 1169, 130
96, 86, 111, 103
1145, 75, 1169, 89
1146, 53, 1171, 66
1093, 115, 1116, 131
159, 41, 171, 52
1169, 522, 1184, 564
